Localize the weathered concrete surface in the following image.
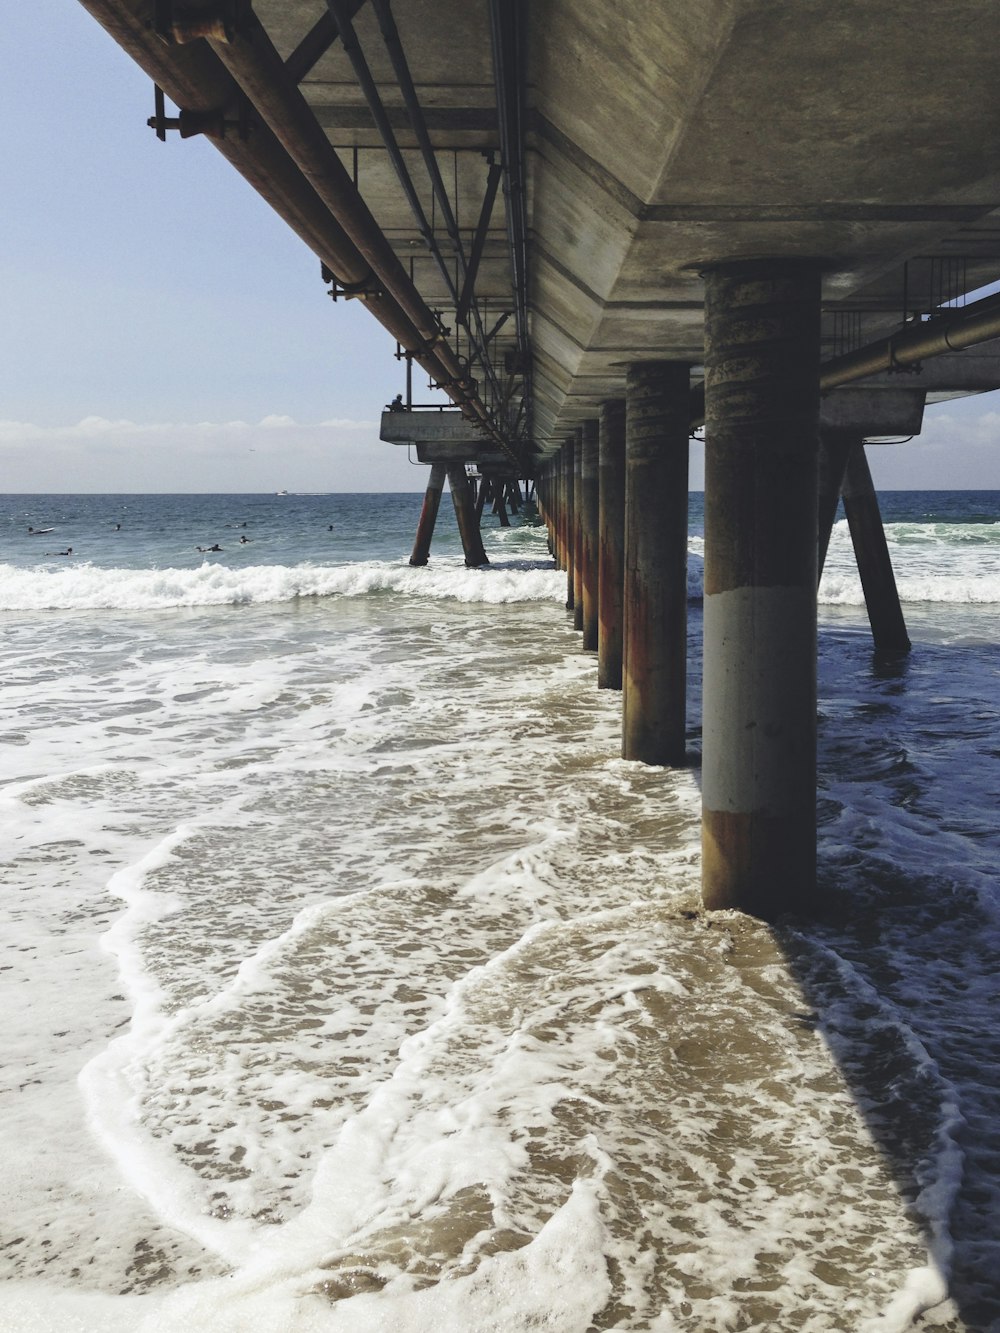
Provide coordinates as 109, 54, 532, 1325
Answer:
621, 362, 690, 767
701, 259, 821, 919
380, 412, 493, 445
820, 388, 924, 435
597, 399, 626, 690
579, 419, 599, 650
415, 442, 511, 468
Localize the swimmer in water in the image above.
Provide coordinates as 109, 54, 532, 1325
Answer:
239, 535, 251, 544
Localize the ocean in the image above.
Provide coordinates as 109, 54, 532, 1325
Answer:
1, 488, 999, 1333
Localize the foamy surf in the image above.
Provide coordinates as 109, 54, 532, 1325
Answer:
0, 558, 567, 611
4, 490, 1000, 1330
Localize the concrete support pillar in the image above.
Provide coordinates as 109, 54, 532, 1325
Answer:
842, 445, 911, 654
573, 428, 585, 630
702, 258, 821, 918
622, 361, 690, 764
563, 436, 576, 608
597, 399, 626, 689
579, 418, 600, 651
409, 462, 447, 566
540, 467, 555, 558
817, 429, 855, 580
447, 465, 489, 567
554, 456, 565, 569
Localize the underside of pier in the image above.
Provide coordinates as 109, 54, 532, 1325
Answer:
80, 0, 1000, 916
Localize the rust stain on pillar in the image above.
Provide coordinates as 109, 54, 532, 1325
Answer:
409, 461, 447, 566
701, 258, 821, 918
447, 465, 489, 567
842, 444, 911, 654
573, 428, 585, 631
598, 399, 626, 689
579, 418, 600, 651
622, 361, 690, 765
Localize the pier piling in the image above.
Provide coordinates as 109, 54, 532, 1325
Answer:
563, 436, 576, 609
409, 462, 447, 566
573, 428, 585, 631
701, 259, 821, 917
597, 399, 626, 689
621, 361, 690, 765
580, 418, 600, 651
842, 445, 911, 655
447, 466, 489, 567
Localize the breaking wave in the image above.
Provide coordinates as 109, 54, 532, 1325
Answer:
0, 559, 567, 612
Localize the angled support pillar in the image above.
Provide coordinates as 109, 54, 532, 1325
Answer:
842, 445, 911, 654
475, 474, 490, 522
409, 462, 447, 566
580, 418, 600, 651
573, 428, 585, 630
447, 466, 489, 566
622, 362, 690, 764
817, 429, 855, 580
598, 399, 626, 689
702, 258, 821, 918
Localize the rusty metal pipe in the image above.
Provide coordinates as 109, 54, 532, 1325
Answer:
78, 0, 514, 458
78, 2, 363, 283
74, 0, 457, 368
202, 8, 506, 441
689, 289, 1000, 430
819, 292, 1000, 391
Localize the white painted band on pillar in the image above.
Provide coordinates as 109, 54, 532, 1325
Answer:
702, 584, 816, 814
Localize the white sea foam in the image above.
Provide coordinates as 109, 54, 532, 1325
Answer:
820, 518, 1000, 605
4, 498, 1000, 1330
0, 559, 567, 611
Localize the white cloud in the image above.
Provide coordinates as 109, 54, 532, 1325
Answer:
867, 400, 1000, 488
0, 415, 414, 491
0, 415, 377, 444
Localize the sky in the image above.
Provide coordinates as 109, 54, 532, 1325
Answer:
2, 3, 999, 493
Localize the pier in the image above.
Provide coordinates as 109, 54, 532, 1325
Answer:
80, 0, 1000, 918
